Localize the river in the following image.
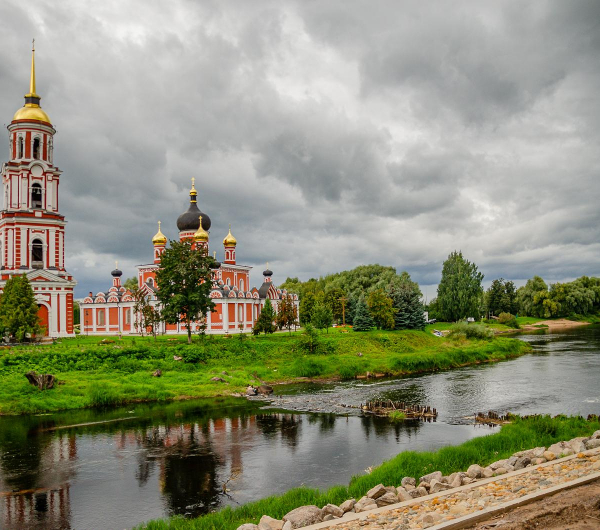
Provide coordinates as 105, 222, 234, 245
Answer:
1, 326, 599, 529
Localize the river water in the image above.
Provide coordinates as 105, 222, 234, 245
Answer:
1, 326, 599, 529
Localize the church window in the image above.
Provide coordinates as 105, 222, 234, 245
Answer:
18, 137, 24, 158
98, 309, 105, 326
31, 239, 43, 269
125, 308, 131, 325
239, 279, 244, 291
147, 278, 154, 287
31, 183, 43, 209
226, 278, 231, 286
238, 305, 243, 323
33, 138, 40, 160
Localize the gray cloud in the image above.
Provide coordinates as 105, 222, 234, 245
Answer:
1, 0, 599, 296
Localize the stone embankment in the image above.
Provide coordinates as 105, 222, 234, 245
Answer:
237, 431, 600, 530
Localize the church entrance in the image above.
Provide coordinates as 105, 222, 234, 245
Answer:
37, 304, 49, 335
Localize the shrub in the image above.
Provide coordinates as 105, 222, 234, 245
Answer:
498, 312, 520, 329
286, 357, 325, 377
449, 322, 494, 340
388, 411, 406, 421
338, 362, 362, 380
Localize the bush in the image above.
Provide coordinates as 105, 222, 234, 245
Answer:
388, 410, 406, 421
498, 312, 520, 329
449, 322, 494, 340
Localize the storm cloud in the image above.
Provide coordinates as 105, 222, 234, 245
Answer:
0, 0, 598, 296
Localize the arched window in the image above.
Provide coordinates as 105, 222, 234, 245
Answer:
48, 138, 53, 164
18, 137, 24, 158
98, 309, 105, 326
238, 305, 243, 323
125, 308, 131, 325
31, 183, 43, 209
31, 239, 44, 269
147, 278, 154, 287
226, 277, 231, 286
239, 279, 244, 291
33, 138, 40, 160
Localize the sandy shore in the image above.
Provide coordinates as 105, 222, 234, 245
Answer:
520, 318, 591, 332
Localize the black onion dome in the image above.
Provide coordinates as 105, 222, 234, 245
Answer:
263, 267, 273, 277
176, 201, 211, 232
111, 268, 123, 277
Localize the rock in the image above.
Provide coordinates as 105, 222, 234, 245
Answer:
466, 464, 485, 479
339, 499, 356, 513
396, 487, 412, 502
591, 430, 600, 440
548, 442, 575, 457
211, 376, 225, 382
25, 371, 56, 390
592, 461, 600, 471
354, 497, 377, 513
532, 457, 547, 465
569, 437, 589, 453
585, 438, 600, 450
421, 512, 442, 525
222, 371, 229, 375
282, 522, 292, 530
543, 451, 556, 461
450, 475, 463, 488
429, 479, 451, 493
495, 467, 509, 475
366, 483, 387, 500
173, 355, 182, 361
513, 457, 531, 470
408, 487, 428, 498
384, 486, 397, 494
401, 477, 416, 488
447, 471, 465, 483
462, 477, 474, 485
322, 514, 335, 521
375, 492, 399, 507
322, 504, 343, 518
507, 456, 519, 467
152, 369, 162, 377
482, 467, 495, 478
419, 482, 430, 491
257, 385, 274, 395
404, 483, 415, 491
246, 386, 257, 396
282, 506, 322, 529
357, 352, 363, 357
419, 471, 443, 484
237, 525, 259, 530
513, 447, 546, 459
449, 502, 468, 516
489, 459, 508, 470
258, 516, 283, 530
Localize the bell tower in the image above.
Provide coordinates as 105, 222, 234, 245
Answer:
0, 43, 77, 337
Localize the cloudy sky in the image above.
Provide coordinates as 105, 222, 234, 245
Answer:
1, 1, 599, 298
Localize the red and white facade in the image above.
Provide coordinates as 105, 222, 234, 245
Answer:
0, 47, 76, 337
80, 183, 298, 335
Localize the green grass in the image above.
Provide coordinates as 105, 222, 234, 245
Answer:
388, 410, 406, 421
0, 329, 530, 415
136, 415, 600, 530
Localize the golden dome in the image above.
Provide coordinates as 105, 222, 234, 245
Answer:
194, 215, 209, 242
223, 224, 237, 246
13, 43, 52, 125
152, 221, 167, 245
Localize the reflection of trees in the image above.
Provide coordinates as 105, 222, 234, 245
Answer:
318, 414, 335, 433
359, 415, 422, 442
280, 415, 301, 447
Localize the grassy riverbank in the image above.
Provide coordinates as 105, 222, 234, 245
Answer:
137, 415, 600, 530
0, 329, 529, 415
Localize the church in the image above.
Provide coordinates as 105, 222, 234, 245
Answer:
80, 180, 299, 335
0, 45, 76, 337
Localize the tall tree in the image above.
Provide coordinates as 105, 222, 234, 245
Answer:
0, 275, 42, 341
311, 302, 333, 333
353, 296, 375, 331
517, 276, 548, 317
323, 287, 346, 322
154, 240, 216, 344
131, 287, 161, 338
388, 281, 426, 330
276, 294, 298, 333
486, 278, 518, 316
366, 289, 396, 329
299, 291, 317, 325
437, 251, 484, 321
123, 277, 138, 291
254, 299, 276, 335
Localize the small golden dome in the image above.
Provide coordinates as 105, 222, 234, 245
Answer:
152, 221, 167, 245
194, 215, 209, 242
13, 105, 51, 125
223, 224, 237, 246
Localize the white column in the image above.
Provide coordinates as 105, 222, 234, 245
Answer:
59, 292, 67, 334
46, 180, 53, 210
58, 232, 63, 268
92, 307, 97, 333
7, 229, 13, 268
223, 300, 229, 332
49, 229, 56, 266
50, 292, 58, 335
20, 228, 27, 266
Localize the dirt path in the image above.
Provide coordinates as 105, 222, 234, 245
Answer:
520, 319, 590, 332
468, 478, 600, 529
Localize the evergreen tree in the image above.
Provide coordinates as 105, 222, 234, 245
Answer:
352, 296, 374, 331
437, 251, 484, 321
388, 282, 426, 330
0, 275, 42, 341
253, 298, 276, 335
311, 302, 333, 332
299, 291, 317, 325
154, 240, 217, 344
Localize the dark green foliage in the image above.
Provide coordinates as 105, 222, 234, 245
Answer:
299, 292, 317, 325
253, 299, 276, 335
486, 278, 518, 316
352, 297, 374, 331
497, 312, 519, 328
437, 251, 484, 321
323, 288, 346, 322
311, 303, 333, 332
155, 240, 217, 344
448, 322, 494, 340
124, 277, 138, 291
388, 277, 426, 330
276, 295, 297, 333
366, 289, 396, 330
297, 324, 320, 354
0, 275, 42, 341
